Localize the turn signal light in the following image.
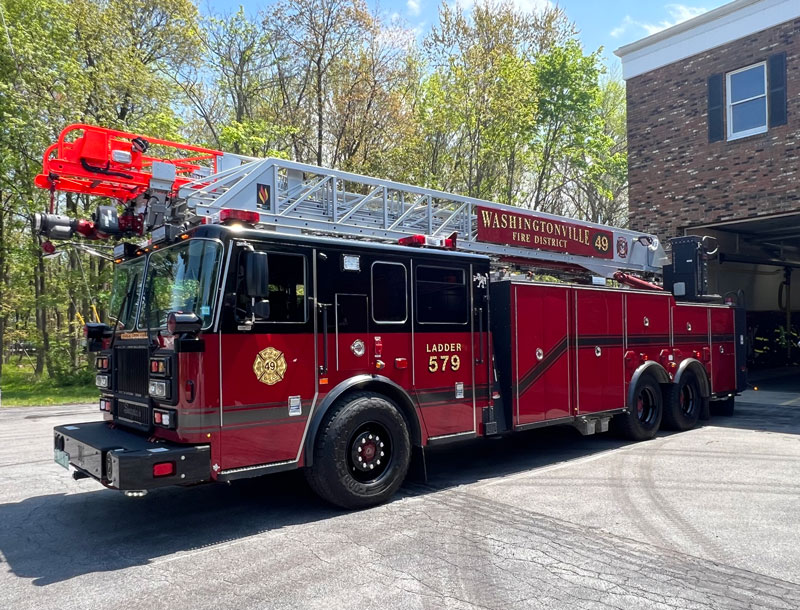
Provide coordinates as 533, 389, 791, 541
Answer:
152, 462, 175, 478
150, 358, 168, 375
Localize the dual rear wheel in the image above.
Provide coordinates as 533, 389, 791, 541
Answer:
614, 370, 707, 441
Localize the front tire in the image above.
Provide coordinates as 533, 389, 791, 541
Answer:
663, 371, 705, 431
614, 373, 663, 441
305, 391, 411, 509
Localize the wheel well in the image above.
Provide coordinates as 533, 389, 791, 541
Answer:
674, 359, 711, 398
344, 380, 422, 447
627, 361, 670, 409
304, 376, 423, 468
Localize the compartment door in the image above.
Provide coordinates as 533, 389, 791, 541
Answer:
711, 308, 736, 394
513, 284, 571, 425
575, 290, 625, 414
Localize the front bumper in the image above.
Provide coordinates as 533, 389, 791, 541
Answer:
54, 422, 210, 490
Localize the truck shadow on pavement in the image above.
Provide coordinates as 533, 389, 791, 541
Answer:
1, 402, 797, 587
0, 426, 628, 586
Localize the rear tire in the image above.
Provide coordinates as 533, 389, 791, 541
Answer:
662, 371, 704, 431
305, 391, 411, 509
614, 374, 663, 441
711, 396, 735, 417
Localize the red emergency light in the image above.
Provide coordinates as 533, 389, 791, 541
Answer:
398, 233, 457, 249
219, 209, 260, 225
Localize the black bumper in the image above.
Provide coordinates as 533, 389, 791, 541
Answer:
54, 422, 210, 490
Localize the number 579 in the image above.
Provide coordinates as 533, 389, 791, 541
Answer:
428, 354, 460, 372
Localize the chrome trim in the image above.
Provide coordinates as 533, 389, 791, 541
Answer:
470, 263, 476, 433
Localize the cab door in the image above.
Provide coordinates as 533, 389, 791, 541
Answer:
412, 261, 476, 438
218, 242, 316, 470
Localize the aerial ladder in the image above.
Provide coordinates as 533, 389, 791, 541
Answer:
35, 124, 667, 283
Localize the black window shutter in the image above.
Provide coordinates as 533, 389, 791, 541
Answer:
708, 73, 724, 142
768, 52, 787, 127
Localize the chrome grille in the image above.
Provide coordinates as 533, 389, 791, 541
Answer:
114, 346, 149, 396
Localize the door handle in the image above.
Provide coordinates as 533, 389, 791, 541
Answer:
475, 306, 484, 364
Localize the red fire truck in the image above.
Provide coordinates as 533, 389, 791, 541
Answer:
37, 125, 745, 508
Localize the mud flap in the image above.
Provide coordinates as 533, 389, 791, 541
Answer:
406, 445, 427, 483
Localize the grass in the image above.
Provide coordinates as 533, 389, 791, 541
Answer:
1, 363, 98, 407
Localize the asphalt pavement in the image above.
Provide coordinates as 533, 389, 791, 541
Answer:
1, 378, 799, 610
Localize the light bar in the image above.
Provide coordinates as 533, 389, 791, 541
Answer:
398, 234, 456, 249
219, 209, 260, 225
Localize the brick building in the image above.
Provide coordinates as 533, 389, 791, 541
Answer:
616, 0, 800, 367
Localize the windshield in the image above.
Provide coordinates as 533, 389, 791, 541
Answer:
109, 258, 146, 330
138, 240, 223, 330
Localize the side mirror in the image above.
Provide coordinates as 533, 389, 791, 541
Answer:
167, 311, 202, 336
85, 322, 113, 340
245, 251, 270, 299
253, 300, 271, 320
84, 322, 112, 353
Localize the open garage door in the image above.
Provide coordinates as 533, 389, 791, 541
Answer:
687, 211, 800, 371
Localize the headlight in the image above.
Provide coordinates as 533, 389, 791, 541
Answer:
95, 374, 110, 389
148, 380, 168, 399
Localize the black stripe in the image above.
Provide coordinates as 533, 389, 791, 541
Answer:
627, 335, 671, 346
517, 336, 569, 396
673, 335, 705, 344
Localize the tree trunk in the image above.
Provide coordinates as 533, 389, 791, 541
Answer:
0, 202, 5, 383
31, 228, 53, 378
316, 57, 324, 166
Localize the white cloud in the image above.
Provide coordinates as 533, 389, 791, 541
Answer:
407, 0, 421, 16
610, 4, 707, 39
610, 15, 634, 38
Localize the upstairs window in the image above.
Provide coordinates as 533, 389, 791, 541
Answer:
726, 62, 767, 140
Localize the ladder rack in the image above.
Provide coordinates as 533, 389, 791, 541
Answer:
180, 157, 667, 278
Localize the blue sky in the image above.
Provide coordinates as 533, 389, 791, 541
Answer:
212, 0, 731, 72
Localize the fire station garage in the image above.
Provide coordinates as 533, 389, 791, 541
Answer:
616, 0, 800, 371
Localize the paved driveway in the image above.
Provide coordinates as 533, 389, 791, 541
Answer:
1, 379, 799, 609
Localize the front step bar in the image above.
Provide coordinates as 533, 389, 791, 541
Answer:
54, 422, 210, 490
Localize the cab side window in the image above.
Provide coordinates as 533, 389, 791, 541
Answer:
372, 262, 407, 323
415, 266, 468, 324
238, 250, 307, 323
265, 253, 306, 322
